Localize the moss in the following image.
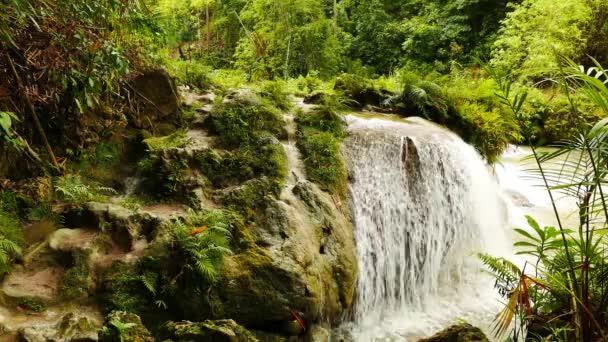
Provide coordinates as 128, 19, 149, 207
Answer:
143, 131, 189, 152
216, 178, 282, 220
296, 106, 346, 138
160, 320, 259, 342
196, 142, 287, 189
297, 128, 347, 196
19, 297, 46, 312
208, 97, 285, 148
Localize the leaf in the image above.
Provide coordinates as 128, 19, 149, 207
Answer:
514, 228, 540, 243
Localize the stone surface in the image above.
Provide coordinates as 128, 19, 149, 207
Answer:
161, 319, 258, 342
418, 323, 489, 342
1, 265, 64, 303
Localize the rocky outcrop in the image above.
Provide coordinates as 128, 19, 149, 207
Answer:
160, 319, 258, 342
128, 69, 180, 129
418, 323, 489, 342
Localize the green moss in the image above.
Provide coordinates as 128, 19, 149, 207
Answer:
160, 320, 258, 342
297, 128, 347, 196
143, 131, 189, 152
217, 178, 282, 220
99, 311, 154, 342
19, 297, 45, 312
297, 106, 346, 138
209, 98, 285, 148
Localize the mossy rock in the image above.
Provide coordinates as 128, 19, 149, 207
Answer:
18, 312, 100, 341
160, 320, 258, 342
418, 323, 489, 342
99, 311, 153, 342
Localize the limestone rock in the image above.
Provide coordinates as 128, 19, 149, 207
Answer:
49, 228, 97, 253
160, 319, 258, 342
418, 323, 489, 342
18, 312, 99, 342
99, 311, 153, 342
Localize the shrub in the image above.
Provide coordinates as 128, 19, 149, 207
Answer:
259, 80, 293, 111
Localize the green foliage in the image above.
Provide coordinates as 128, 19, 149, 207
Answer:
18, 297, 45, 312
54, 174, 117, 204
0, 191, 23, 277
234, 0, 342, 78
173, 210, 232, 283
457, 101, 520, 163
480, 61, 608, 341
165, 60, 213, 90
0, 111, 24, 151
259, 80, 293, 111
491, 0, 593, 78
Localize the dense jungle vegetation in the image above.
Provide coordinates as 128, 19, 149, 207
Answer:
1, 0, 608, 341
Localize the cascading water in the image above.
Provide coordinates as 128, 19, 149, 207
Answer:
342, 115, 514, 341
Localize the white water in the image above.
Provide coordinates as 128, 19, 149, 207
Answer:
342, 115, 514, 341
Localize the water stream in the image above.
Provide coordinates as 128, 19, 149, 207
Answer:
342, 115, 514, 341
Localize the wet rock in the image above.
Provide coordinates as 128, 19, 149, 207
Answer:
418, 323, 489, 342
99, 311, 153, 342
18, 312, 99, 342
128, 69, 180, 129
160, 319, 258, 342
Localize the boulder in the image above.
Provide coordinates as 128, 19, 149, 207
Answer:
183, 180, 357, 335
160, 320, 258, 342
418, 323, 489, 342
128, 69, 179, 129
99, 311, 153, 342
18, 312, 99, 342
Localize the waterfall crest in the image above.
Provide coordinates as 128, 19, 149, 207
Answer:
342, 115, 512, 341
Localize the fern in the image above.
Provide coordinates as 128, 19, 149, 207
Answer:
54, 174, 116, 204
174, 210, 233, 284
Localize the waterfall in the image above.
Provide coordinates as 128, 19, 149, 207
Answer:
342, 115, 513, 341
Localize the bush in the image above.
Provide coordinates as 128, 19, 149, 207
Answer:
54, 174, 117, 205
259, 80, 293, 111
